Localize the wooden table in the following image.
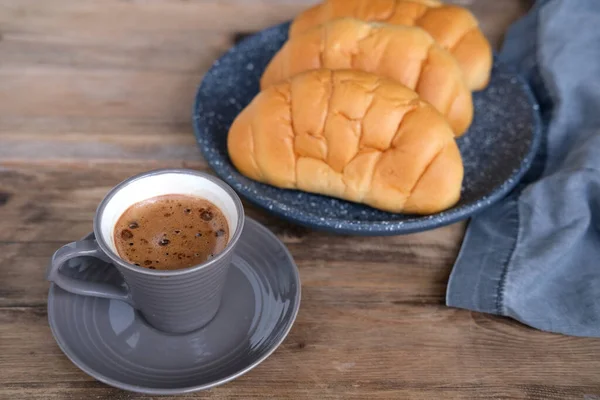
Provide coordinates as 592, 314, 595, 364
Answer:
2, 1, 600, 399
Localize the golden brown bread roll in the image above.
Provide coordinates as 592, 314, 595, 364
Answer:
290, 0, 492, 91
261, 18, 473, 136
229, 69, 463, 215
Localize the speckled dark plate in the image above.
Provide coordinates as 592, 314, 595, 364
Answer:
192, 22, 542, 236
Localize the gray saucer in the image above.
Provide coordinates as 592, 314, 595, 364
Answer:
47, 218, 301, 395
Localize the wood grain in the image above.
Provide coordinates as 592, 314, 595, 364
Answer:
4, 0, 600, 399
0, 163, 462, 307
2, 306, 600, 400
0, 0, 532, 164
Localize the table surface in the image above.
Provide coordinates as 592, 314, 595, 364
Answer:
2, 1, 600, 399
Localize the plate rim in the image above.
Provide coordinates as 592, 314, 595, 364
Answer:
47, 217, 302, 395
192, 22, 543, 236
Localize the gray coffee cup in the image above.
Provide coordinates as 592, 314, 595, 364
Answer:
47, 169, 245, 334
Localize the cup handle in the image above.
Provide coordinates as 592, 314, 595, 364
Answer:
47, 239, 132, 304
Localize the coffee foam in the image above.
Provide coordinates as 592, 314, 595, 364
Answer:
98, 172, 239, 255
114, 195, 229, 270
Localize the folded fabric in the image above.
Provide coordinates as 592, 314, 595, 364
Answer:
447, 0, 600, 338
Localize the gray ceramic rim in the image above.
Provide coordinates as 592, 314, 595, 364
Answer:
47, 219, 302, 395
93, 168, 245, 277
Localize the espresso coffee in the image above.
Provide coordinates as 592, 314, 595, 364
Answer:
114, 194, 229, 270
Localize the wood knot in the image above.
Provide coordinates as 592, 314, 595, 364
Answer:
232, 32, 255, 45
0, 191, 11, 206
282, 223, 310, 240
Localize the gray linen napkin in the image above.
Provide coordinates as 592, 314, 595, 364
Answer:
446, 0, 600, 337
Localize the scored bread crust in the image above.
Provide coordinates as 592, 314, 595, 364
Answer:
261, 18, 473, 136
289, 0, 492, 91
228, 69, 464, 215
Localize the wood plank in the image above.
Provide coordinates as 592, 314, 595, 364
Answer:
0, 0, 530, 72
0, 0, 528, 42
1, 385, 598, 400
0, 68, 207, 119
0, 240, 458, 307
0, 118, 202, 162
2, 307, 600, 399
0, 163, 462, 307
0, 30, 230, 73
0, 0, 314, 37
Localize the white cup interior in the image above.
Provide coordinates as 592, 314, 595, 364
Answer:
99, 172, 239, 254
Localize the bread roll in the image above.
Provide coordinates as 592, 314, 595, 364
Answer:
229, 69, 463, 215
261, 18, 473, 136
290, 0, 492, 91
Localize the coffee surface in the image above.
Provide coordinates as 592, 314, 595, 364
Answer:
114, 194, 229, 270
